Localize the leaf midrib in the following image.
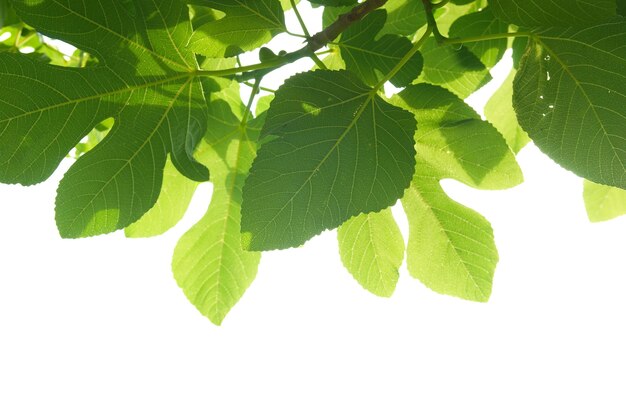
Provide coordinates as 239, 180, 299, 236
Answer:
50, 0, 192, 71
0, 73, 193, 124
64, 79, 193, 233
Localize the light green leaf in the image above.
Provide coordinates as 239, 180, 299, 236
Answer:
392, 83, 523, 189
379, 0, 427, 37
1, 0, 208, 239
392, 84, 521, 301
433, 0, 487, 36
241, 70, 417, 250
402, 165, 497, 302
514, 21, 626, 189
338, 10, 423, 87
188, 0, 285, 57
485, 70, 531, 153
417, 38, 491, 99
173, 80, 261, 325
583, 180, 626, 222
490, 0, 617, 27
448, 7, 509, 69
337, 209, 405, 297
125, 158, 198, 238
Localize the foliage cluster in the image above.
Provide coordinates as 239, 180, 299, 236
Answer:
1, 0, 625, 324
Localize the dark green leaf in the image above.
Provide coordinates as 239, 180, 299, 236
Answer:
490, 0, 617, 27
338, 10, 422, 87
1, 0, 208, 238
241, 70, 417, 250
514, 21, 626, 188
448, 7, 508, 69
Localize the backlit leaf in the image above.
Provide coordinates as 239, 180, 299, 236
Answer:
172, 80, 261, 325
125, 158, 198, 238
392, 84, 522, 301
402, 165, 497, 302
188, 0, 285, 57
485, 70, 531, 153
583, 180, 626, 222
337, 209, 405, 297
418, 38, 491, 99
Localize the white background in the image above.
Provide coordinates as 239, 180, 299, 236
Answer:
1, 3, 625, 418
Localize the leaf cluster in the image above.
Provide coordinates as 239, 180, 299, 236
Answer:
1, 0, 625, 324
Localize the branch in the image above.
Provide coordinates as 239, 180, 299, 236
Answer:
233, 0, 388, 81
309, 0, 388, 50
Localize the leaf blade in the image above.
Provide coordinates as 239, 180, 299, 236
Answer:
241, 70, 417, 250
337, 209, 405, 297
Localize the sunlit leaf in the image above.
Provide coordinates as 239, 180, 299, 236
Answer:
583, 180, 626, 222
418, 38, 491, 99
485, 69, 531, 153
125, 158, 198, 238
173, 80, 261, 325
392, 84, 522, 301
188, 0, 285, 57
337, 209, 404, 297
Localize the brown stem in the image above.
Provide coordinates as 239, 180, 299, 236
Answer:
309, 0, 388, 51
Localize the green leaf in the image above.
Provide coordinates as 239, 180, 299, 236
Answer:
322, 0, 427, 37
514, 21, 626, 189
433, 0, 487, 36
241, 70, 417, 250
448, 7, 509, 69
172, 80, 261, 325
401, 164, 497, 302
417, 38, 491, 99
392, 84, 522, 301
125, 158, 199, 238
309, 0, 357, 6
490, 0, 617, 27
583, 180, 626, 222
188, 0, 285, 57
485, 70, 531, 154
338, 10, 422, 87
1, 1, 209, 239
337, 209, 405, 297
392, 83, 523, 189
379, 0, 427, 37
